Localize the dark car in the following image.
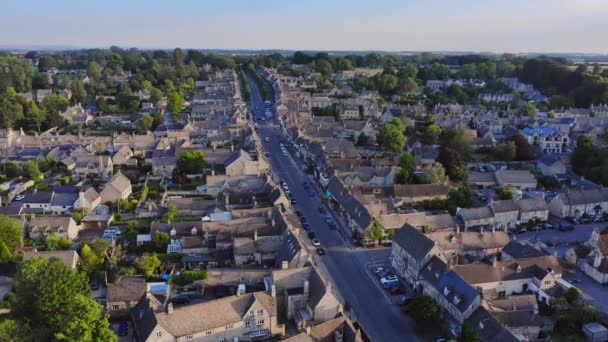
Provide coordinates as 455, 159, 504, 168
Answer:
300, 216, 307, 223
90, 279, 99, 290
316, 247, 326, 255
295, 210, 303, 217
171, 295, 190, 304
390, 286, 405, 295
118, 322, 128, 336
307, 231, 316, 239
327, 221, 337, 230
302, 222, 311, 230
559, 224, 575, 232
290, 197, 297, 205
318, 206, 326, 214
397, 295, 412, 306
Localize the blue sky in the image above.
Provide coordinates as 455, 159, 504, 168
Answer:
2, 0, 607, 53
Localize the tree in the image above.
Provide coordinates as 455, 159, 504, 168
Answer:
422, 124, 442, 145
153, 231, 170, 252
29, 102, 47, 131
378, 73, 398, 95
511, 134, 536, 160
42, 94, 69, 114
79, 244, 102, 275
424, 162, 447, 184
45, 234, 71, 251
0, 215, 22, 256
137, 114, 154, 131
70, 79, 87, 104
87, 61, 101, 80
71, 208, 88, 225
458, 323, 480, 342
494, 141, 517, 161
499, 188, 516, 200
12, 258, 115, 341
162, 205, 178, 223
135, 254, 161, 277
149, 87, 163, 104
377, 122, 405, 153
166, 91, 184, 113
177, 151, 206, 174
23, 160, 42, 182
396, 152, 416, 184
565, 287, 582, 304
518, 102, 538, 117
366, 221, 384, 241
0, 242, 12, 263
0, 319, 30, 341
409, 296, 440, 330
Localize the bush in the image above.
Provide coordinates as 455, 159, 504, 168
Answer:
565, 287, 582, 304
170, 270, 208, 286
409, 296, 440, 331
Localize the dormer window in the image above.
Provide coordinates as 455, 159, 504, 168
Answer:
453, 295, 461, 305
443, 287, 451, 296
170, 228, 176, 236
191, 227, 197, 235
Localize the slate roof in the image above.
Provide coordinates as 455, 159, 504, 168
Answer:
23, 250, 79, 269
50, 192, 78, 207
491, 199, 519, 213
465, 307, 519, 342
518, 198, 548, 212
453, 255, 562, 284
106, 276, 147, 302
393, 224, 435, 263
558, 188, 608, 206
502, 241, 545, 259
23, 191, 53, 204
458, 206, 494, 221
437, 269, 479, 314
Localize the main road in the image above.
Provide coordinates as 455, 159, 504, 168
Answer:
246, 74, 421, 341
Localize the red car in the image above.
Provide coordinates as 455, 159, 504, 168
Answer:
390, 286, 405, 295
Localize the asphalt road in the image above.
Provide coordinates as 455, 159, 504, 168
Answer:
247, 78, 421, 341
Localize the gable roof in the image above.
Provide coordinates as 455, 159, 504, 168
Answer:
106, 276, 147, 303
392, 224, 435, 262
23, 250, 79, 269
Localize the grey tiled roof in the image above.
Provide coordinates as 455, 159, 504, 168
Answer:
392, 224, 435, 263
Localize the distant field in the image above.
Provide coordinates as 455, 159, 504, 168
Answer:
568, 62, 608, 71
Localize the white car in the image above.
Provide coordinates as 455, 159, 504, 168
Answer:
104, 227, 122, 236
311, 239, 321, 247
380, 275, 398, 284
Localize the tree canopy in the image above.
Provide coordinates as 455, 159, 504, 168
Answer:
0, 215, 22, 258
177, 151, 207, 174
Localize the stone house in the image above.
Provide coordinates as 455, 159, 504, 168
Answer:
27, 216, 80, 241
100, 172, 132, 204
133, 291, 284, 342
548, 188, 608, 218
106, 276, 147, 318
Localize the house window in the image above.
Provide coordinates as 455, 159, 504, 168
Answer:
185, 335, 193, 340
544, 280, 551, 285
373, 188, 381, 194
249, 310, 254, 316
225, 324, 233, 330
257, 319, 265, 326
112, 305, 120, 310
205, 330, 212, 336
245, 321, 251, 328
156, 331, 162, 337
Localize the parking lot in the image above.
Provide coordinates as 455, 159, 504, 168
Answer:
363, 259, 415, 306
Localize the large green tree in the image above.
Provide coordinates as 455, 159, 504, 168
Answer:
166, 91, 184, 113
12, 258, 116, 341
177, 151, 206, 174
377, 121, 406, 153
0, 215, 22, 257
409, 296, 440, 330
396, 152, 416, 184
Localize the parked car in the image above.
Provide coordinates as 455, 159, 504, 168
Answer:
373, 267, 386, 275
390, 286, 405, 295
318, 206, 326, 214
90, 279, 99, 290
544, 223, 556, 230
311, 238, 321, 247
380, 275, 398, 284
14, 194, 24, 201
171, 295, 190, 304
383, 281, 398, 289
559, 224, 575, 232
290, 198, 297, 205
397, 295, 412, 306
118, 322, 129, 336
316, 247, 326, 255
295, 210, 303, 217
302, 222, 310, 230
307, 231, 316, 239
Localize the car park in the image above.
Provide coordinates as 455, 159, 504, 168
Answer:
373, 267, 386, 275
311, 238, 321, 247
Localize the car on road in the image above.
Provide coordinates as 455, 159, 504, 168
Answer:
302, 222, 310, 230
390, 286, 405, 295
307, 189, 315, 197
324, 215, 332, 224
311, 238, 321, 247
307, 231, 316, 239
559, 224, 575, 232
118, 322, 129, 336
14, 194, 24, 201
544, 223, 556, 230
380, 275, 398, 284
264, 152, 271, 157
316, 247, 326, 255
327, 221, 337, 230
264, 137, 270, 142
295, 210, 303, 217
318, 206, 326, 214
290, 198, 297, 205
432, 337, 449, 342
300, 216, 307, 223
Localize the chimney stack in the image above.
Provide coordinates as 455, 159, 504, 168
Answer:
253, 229, 258, 241
303, 280, 309, 295
271, 284, 276, 297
